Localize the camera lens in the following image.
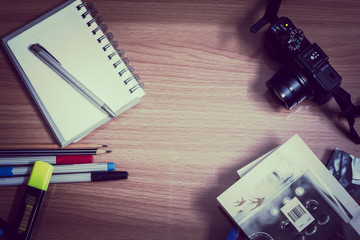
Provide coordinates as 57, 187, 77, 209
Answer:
266, 65, 311, 109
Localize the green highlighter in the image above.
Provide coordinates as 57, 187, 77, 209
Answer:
12, 161, 53, 240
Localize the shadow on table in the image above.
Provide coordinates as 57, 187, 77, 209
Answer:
194, 136, 281, 240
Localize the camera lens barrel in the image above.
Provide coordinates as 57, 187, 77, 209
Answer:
266, 65, 312, 109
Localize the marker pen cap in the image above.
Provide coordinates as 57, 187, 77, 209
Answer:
107, 163, 115, 171
91, 171, 128, 181
0, 166, 13, 177
28, 161, 54, 191
56, 155, 93, 164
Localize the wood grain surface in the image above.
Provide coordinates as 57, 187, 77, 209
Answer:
0, 0, 359, 239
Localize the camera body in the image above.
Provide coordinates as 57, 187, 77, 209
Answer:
265, 17, 342, 109
250, 0, 360, 143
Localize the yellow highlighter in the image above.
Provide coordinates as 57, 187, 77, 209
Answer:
12, 161, 53, 240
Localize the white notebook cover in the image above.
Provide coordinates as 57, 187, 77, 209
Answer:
2, 0, 145, 147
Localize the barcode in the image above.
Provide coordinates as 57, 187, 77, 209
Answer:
287, 204, 306, 222
281, 197, 315, 232
18, 204, 33, 233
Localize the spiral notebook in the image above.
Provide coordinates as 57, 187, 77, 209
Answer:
1, 0, 145, 147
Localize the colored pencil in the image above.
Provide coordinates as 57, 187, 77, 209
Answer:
0, 148, 111, 156
0, 144, 108, 150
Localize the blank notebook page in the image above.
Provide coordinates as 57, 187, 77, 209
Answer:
7, 0, 144, 141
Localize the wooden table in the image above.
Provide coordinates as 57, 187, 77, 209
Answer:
0, 0, 359, 239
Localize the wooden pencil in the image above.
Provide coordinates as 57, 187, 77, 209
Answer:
0, 144, 108, 150
0, 148, 111, 156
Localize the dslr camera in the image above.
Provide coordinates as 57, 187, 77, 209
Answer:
265, 17, 341, 109
250, 0, 360, 144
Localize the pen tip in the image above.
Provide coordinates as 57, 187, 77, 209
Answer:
102, 145, 108, 147
105, 150, 112, 153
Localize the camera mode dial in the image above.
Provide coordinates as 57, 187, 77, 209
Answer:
288, 28, 304, 51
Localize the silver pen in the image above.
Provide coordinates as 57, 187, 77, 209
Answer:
29, 43, 117, 119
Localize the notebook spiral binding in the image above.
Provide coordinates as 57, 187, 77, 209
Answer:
76, 1, 144, 94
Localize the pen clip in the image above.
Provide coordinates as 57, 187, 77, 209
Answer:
31, 43, 60, 64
